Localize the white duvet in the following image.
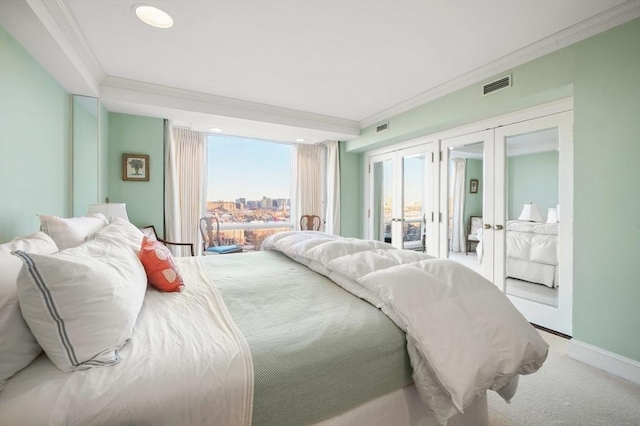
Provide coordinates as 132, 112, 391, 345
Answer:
263, 232, 548, 425
0, 258, 253, 426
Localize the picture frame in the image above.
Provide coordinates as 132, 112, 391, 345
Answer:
123, 154, 149, 181
470, 179, 479, 194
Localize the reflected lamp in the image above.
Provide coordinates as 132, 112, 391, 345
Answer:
518, 203, 542, 222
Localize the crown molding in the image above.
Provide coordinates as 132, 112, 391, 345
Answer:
25, 0, 105, 93
359, 0, 640, 129
101, 76, 360, 135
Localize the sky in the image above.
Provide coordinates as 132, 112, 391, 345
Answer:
207, 135, 291, 202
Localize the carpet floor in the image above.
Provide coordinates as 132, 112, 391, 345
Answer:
487, 330, 640, 425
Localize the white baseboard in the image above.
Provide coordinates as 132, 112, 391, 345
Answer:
567, 339, 640, 385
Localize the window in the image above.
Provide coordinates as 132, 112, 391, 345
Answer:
206, 135, 293, 250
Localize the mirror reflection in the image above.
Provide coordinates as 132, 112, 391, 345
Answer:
372, 159, 393, 243
447, 142, 484, 270
504, 127, 559, 307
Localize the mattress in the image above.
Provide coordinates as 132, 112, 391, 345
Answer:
204, 250, 413, 425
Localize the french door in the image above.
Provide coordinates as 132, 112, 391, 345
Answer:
369, 142, 437, 255
439, 111, 573, 335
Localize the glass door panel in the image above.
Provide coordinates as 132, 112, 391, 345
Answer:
369, 142, 435, 250
371, 156, 394, 244
402, 154, 426, 251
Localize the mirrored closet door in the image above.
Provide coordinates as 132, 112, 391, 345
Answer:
438, 111, 573, 335
369, 142, 436, 255
494, 111, 573, 335
439, 130, 495, 281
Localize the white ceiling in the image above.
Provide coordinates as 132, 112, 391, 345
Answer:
1, 0, 636, 143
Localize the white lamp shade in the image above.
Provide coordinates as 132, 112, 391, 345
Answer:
87, 203, 129, 221
546, 207, 558, 224
518, 203, 543, 222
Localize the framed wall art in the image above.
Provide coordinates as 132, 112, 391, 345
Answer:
123, 154, 149, 182
470, 178, 479, 194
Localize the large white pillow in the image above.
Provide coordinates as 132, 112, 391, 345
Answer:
13, 236, 146, 372
90, 217, 145, 254
39, 213, 109, 250
0, 232, 58, 390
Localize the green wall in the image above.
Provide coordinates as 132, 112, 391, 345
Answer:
343, 19, 640, 361
99, 104, 109, 202
463, 159, 483, 231
339, 141, 363, 237
0, 26, 70, 242
507, 151, 559, 221
72, 96, 99, 217
108, 113, 164, 235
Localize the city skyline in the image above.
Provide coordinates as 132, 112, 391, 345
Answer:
207, 134, 291, 201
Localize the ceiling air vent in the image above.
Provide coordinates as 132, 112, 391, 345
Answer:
376, 122, 389, 133
482, 74, 511, 96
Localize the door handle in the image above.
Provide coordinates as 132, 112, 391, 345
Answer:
483, 224, 492, 229
495, 224, 504, 230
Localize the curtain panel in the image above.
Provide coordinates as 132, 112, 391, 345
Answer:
450, 158, 466, 252
164, 121, 206, 255
294, 144, 323, 230
324, 141, 340, 235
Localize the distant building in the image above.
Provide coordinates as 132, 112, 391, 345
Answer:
207, 201, 236, 212
261, 196, 272, 209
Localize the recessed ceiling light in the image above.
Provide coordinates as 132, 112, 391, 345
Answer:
209, 128, 222, 132
295, 138, 305, 142
133, 5, 174, 29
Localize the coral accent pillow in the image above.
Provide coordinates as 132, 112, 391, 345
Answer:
139, 237, 184, 292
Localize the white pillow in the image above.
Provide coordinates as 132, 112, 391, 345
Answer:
90, 217, 145, 254
13, 236, 146, 372
0, 232, 58, 390
39, 213, 109, 250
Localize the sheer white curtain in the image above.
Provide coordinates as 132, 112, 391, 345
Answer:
450, 158, 466, 252
324, 141, 340, 235
164, 121, 206, 256
294, 141, 341, 234
294, 144, 323, 230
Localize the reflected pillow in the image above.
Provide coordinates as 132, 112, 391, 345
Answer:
139, 236, 184, 292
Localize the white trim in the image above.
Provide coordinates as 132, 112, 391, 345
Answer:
567, 339, 640, 385
359, 0, 639, 129
24, 0, 104, 93
100, 76, 360, 136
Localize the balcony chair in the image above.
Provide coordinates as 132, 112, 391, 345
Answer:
139, 225, 194, 257
199, 216, 243, 255
300, 214, 322, 231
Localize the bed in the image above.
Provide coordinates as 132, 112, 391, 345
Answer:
505, 221, 559, 288
476, 221, 559, 288
0, 222, 548, 426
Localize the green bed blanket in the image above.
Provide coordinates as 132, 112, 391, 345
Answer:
201, 250, 413, 426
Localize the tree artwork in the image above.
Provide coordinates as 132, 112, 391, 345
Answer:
128, 159, 145, 175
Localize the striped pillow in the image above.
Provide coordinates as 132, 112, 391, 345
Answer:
13, 237, 146, 372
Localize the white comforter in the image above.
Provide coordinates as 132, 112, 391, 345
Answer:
0, 258, 253, 426
264, 232, 548, 425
